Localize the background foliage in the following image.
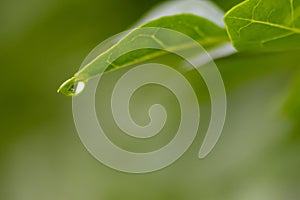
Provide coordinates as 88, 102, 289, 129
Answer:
1, 0, 300, 199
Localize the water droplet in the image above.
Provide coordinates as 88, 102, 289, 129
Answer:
57, 77, 86, 96
74, 81, 85, 94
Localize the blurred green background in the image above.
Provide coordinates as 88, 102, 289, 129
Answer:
1, 0, 300, 199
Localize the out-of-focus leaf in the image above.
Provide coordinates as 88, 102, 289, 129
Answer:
134, 0, 226, 28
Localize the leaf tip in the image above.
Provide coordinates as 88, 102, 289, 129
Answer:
57, 77, 85, 97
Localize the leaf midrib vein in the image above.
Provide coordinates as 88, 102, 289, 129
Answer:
77, 36, 229, 79
227, 16, 300, 34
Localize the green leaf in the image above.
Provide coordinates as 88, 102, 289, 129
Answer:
58, 14, 229, 96
134, 0, 226, 28
224, 0, 300, 51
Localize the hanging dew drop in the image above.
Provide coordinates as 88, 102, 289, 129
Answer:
57, 77, 86, 96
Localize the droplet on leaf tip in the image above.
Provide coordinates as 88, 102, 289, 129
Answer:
57, 77, 85, 97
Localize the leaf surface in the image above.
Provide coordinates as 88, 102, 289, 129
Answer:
58, 13, 229, 96
224, 0, 300, 51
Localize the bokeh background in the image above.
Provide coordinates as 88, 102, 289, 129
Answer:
1, 0, 300, 199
